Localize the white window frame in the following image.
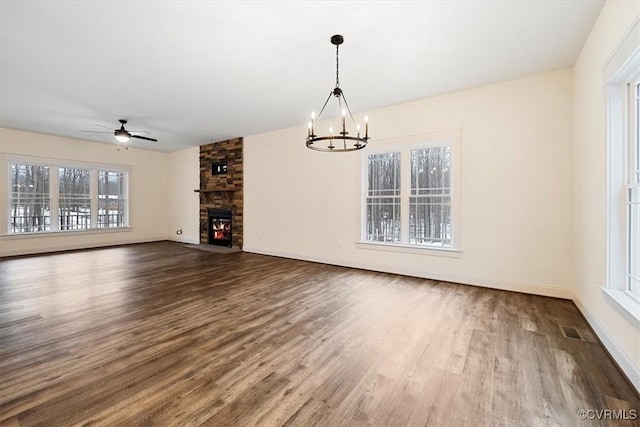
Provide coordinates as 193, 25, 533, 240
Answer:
58, 166, 92, 231
408, 145, 454, 248
628, 80, 640, 298
1, 154, 132, 237
603, 15, 640, 324
357, 129, 462, 256
97, 169, 129, 229
9, 163, 52, 233
363, 151, 402, 244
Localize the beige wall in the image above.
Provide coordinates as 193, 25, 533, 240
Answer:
0, 127, 169, 256
167, 146, 200, 244
573, 1, 640, 390
244, 69, 575, 298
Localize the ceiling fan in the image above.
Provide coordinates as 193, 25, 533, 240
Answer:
81, 119, 158, 147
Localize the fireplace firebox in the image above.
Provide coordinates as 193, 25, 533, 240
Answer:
208, 209, 232, 247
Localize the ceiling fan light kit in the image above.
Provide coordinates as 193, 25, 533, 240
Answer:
114, 122, 131, 143
306, 34, 370, 152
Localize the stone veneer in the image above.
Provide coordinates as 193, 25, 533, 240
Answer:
199, 137, 243, 248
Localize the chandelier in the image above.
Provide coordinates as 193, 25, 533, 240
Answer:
306, 34, 369, 152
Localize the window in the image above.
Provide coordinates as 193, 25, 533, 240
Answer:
10, 164, 51, 233
98, 170, 127, 228
7, 161, 129, 234
59, 168, 91, 231
365, 152, 401, 243
410, 146, 452, 247
603, 16, 640, 321
361, 132, 460, 251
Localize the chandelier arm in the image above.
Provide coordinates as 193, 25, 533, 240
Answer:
316, 91, 334, 122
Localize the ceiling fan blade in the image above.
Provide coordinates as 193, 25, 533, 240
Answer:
131, 134, 158, 142
81, 130, 112, 134
94, 123, 114, 130
129, 130, 150, 135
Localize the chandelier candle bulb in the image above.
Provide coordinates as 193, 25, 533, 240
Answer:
364, 115, 369, 139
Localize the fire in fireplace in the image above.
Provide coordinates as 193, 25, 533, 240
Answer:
208, 209, 232, 247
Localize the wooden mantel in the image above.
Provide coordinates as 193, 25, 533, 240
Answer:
194, 188, 235, 193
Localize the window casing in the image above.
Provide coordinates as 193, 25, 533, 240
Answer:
603, 16, 640, 322
361, 133, 461, 251
628, 80, 640, 299
7, 160, 129, 234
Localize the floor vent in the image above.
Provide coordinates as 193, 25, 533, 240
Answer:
559, 325, 585, 341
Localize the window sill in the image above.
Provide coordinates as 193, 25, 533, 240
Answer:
356, 241, 462, 258
601, 287, 640, 326
1, 227, 133, 240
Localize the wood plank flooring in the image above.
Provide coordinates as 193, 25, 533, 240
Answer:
0, 241, 638, 426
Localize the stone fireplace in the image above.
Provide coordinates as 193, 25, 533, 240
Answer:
198, 137, 243, 248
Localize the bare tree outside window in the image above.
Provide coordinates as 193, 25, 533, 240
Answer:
98, 171, 126, 228
8, 161, 129, 235
10, 164, 50, 233
410, 147, 452, 247
59, 168, 91, 230
363, 140, 458, 249
366, 152, 401, 242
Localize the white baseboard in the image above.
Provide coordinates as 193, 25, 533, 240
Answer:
0, 238, 167, 257
573, 294, 640, 394
168, 236, 200, 245
242, 246, 574, 299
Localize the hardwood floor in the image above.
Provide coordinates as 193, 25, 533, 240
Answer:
0, 241, 638, 426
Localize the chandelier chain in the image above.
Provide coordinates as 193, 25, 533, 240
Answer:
335, 44, 340, 88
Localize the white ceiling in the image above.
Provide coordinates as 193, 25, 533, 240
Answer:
0, 0, 604, 152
